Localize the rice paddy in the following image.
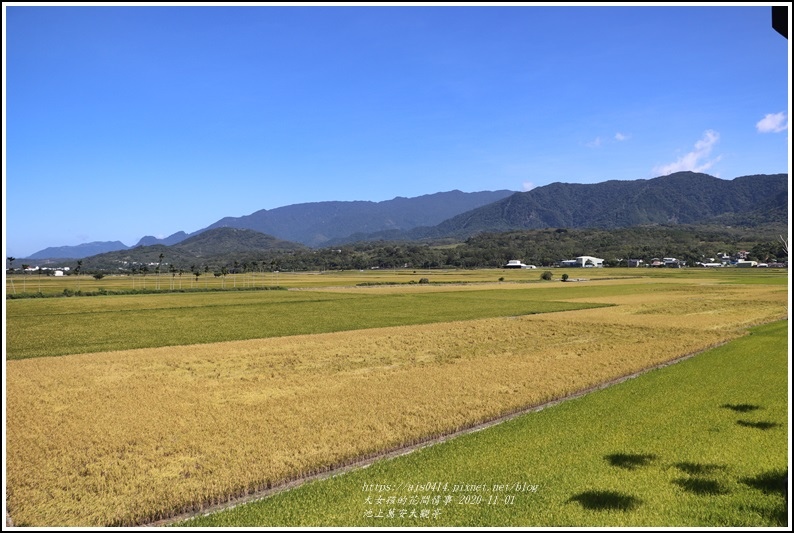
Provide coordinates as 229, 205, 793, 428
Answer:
4, 268, 789, 526
180, 320, 788, 527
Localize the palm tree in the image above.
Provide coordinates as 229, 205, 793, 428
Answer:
156, 253, 165, 290
251, 261, 258, 287
241, 262, 249, 287
75, 260, 83, 290
233, 261, 239, 288
21, 264, 30, 292
7, 256, 17, 294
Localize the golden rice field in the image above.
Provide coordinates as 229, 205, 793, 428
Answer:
4, 274, 788, 526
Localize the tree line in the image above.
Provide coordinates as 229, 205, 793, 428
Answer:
40, 223, 787, 275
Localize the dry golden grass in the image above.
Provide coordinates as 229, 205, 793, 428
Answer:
5, 282, 787, 526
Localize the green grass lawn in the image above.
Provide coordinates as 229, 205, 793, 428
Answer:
178, 319, 789, 527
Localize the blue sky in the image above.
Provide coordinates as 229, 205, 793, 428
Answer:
3, 3, 790, 258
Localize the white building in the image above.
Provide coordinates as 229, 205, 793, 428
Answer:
561, 256, 604, 267
504, 260, 536, 269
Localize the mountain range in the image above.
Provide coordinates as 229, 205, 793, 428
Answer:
200, 189, 516, 246
21, 172, 788, 261
24, 190, 515, 259
334, 172, 788, 243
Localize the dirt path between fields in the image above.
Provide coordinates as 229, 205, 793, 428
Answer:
134, 338, 736, 528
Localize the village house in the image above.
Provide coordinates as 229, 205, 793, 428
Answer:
503, 260, 536, 269
560, 256, 604, 268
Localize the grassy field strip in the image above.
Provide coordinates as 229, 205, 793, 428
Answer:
6, 280, 787, 526
557, 284, 788, 332
8, 266, 784, 296
297, 275, 707, 294
179, 319, 789, 527
1, 268, 664, 295
3, 277, 682, 318
3, 268, 582, 295
6, 268, 786, 295
6, 288, 614, 360
7, 280, 785, 361
6, 289, 384, 317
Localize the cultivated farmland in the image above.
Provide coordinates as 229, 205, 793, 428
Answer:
4, 269, 789, 526
181, 320, 789, 527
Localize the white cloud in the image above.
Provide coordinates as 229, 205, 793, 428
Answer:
585, 136, 602, 148
653, 130, 722, 176
586, 133, 629, 147
756, 112, 788, 133
522, 181, 536, 191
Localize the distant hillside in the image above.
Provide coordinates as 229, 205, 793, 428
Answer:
334, 172, 788, 243
79, 228, 306, 270
439, 172, 787, 232
201, 189, 516, 247
173, 227, 305, 257
135, 231, 189, 247
25, 233, 189, 261
26, 241, 130, 260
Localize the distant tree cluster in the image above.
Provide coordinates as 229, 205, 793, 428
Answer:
65, 223, 787, 274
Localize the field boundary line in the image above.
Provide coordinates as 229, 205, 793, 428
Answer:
138, 325, 781, 528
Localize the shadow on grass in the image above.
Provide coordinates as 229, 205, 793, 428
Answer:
720, 403, 761, 413
740, 469, 788, 495
736, 420, 781, 430
747, 503, 788, 527
604, 453, 657, 470
568, 490, 642, 511
672, 477, 730, 496
674, 462, 727, 476
742, 469, 789, 527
